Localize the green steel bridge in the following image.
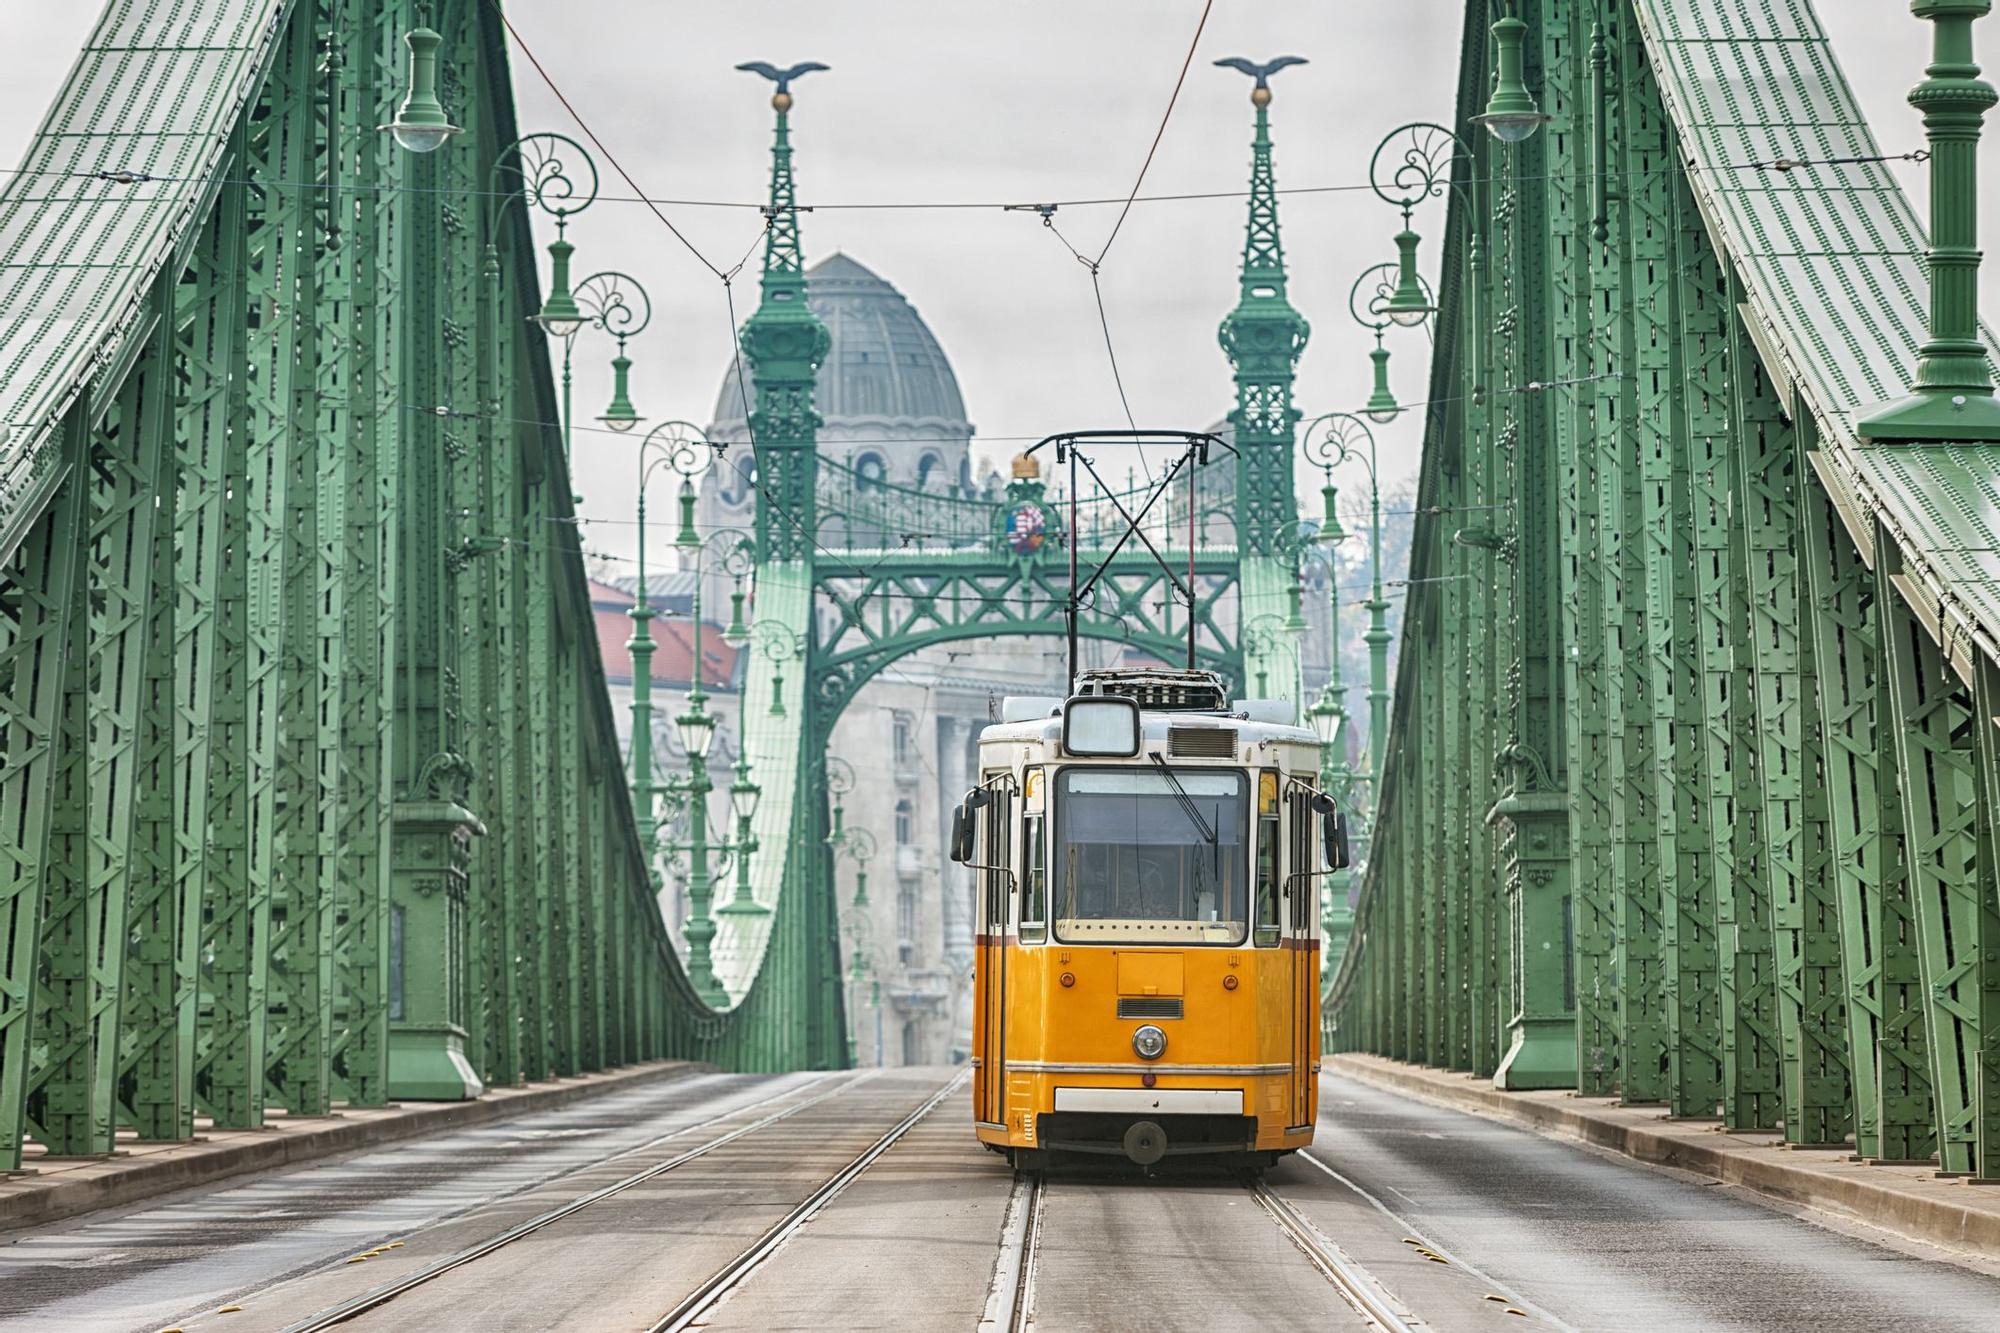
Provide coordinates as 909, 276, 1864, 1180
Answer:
6, 0, 2000, 1211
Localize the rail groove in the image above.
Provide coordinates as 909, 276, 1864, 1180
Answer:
1248, 1177, 1415, 1332
979, 1169, 1045, 1331
279, 1071, 875, 1332
649, 1068, 972, 1333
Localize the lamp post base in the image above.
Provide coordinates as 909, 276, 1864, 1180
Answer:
1856, 388, 2000, 443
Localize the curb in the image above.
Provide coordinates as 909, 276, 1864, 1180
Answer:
1, 1060, 712, 1233
1326, 1053, 2000, 1258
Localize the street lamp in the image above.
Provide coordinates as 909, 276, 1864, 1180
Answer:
1309, 688, 1342, 749
752, 621, 807, 719
1350, 263, 1418, 425
630, 425, 755, 1005
479, 133, 604, 461
581, 273, 650, 435
674, 693, 717, 763
1368, 123, 1473, 330
841, 827, 878, 910
1304, 412, 1389, 795
825, 757, 857, 848
381, 10, 461, 153
535, 235, 585, 338
1472, 13, 1553, 144
1241, 613, 1296, 702
557, 269, 653, 450
717, 756, 767, 917
627, 421, 718, 879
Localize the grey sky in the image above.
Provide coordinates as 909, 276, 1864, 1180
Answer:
0, 2, 1949, 571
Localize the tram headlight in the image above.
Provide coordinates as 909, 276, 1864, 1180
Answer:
1132, 1025, 1168, 1061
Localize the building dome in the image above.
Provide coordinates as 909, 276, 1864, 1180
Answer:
709, 253, 972, 443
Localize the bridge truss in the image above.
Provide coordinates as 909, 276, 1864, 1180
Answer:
1329, 0, 2000, 1181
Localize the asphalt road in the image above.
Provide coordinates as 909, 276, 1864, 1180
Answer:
6, 1065, 2000, 1332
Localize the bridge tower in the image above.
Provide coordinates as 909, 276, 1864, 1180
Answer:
1217, 59, 1311, 708
725, 62, 848, 1068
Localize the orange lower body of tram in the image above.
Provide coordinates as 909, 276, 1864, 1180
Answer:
972, 936, 1319, 1167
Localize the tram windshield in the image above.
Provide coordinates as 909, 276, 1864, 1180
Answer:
1052, 768, 1248, 944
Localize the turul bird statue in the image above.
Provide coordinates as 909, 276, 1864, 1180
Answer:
735, 61, 831, 95
1213, 55, 1309, 91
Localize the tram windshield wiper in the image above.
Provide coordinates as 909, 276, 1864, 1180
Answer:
1148, 753, 1216, 848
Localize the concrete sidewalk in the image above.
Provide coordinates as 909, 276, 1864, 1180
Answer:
0, 1060, 708, 1232
1327, 1052, 2000, 1258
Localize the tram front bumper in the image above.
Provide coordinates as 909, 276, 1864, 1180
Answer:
1039, 1087, 1258, 1160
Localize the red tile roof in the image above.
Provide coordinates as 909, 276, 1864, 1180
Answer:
590, 580, 738, 690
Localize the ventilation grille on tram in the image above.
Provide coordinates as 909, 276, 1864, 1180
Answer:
1168, 727, 1237, 758
1117, 997, 1185, 1020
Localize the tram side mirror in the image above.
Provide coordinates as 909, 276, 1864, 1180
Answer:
948, 805, 972, 864
1325, 809, 1351, 871
950, 789, 987, 864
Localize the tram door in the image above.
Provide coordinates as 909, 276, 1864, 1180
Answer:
976, 779, 1012, 1128
1286, 785, 1316, 1130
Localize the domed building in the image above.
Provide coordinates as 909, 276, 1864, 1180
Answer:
690, 253, 1057, 1068
702, 253, 985, 533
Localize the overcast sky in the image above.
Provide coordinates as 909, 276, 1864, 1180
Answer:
0, 2, 1949, 569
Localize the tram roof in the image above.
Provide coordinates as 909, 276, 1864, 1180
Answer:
976, 705, 1317, 750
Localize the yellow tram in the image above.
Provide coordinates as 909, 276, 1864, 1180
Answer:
952, 668, 1346, 1170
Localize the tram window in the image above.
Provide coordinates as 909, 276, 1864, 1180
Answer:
1051, 768, 1247, 945
1255, 813, 1281, 946
1253, 769, 1281, 946
1020, 814, 1047, 942
1287, 785, 1314, 933
983, 783, 1012, 935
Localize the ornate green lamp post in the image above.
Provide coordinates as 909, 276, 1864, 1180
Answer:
1242, 613, 1297, 701
1304, 413, 1389, 792
1349, 263, 1422, 425
651, 451, 757, 1008
1472, 8, 1553, 143
553, 271, 651, 455
1369, 122, 1477, 322
842, 828, 878, 911
824, 757, 856, 850
752, 621, 807, 719
489, 132, 650, 459
626, 422, 715, 884
381, 6, 462, 153
1859, 0, 2000, 441
717, 757, 766, 917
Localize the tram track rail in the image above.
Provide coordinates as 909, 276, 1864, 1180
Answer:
277, 1070, 880, 1333
648, 1067, 971, 1332
978, 1169, 1045, 1331
1247, 1175, 1416, 1333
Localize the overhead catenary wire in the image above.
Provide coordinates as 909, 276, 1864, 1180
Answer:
484, 0, 723, 280
19, 146, 1925, 215
1092, 0, 1215, 268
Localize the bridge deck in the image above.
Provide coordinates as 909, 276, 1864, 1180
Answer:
6, 1065, 1998, 1331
